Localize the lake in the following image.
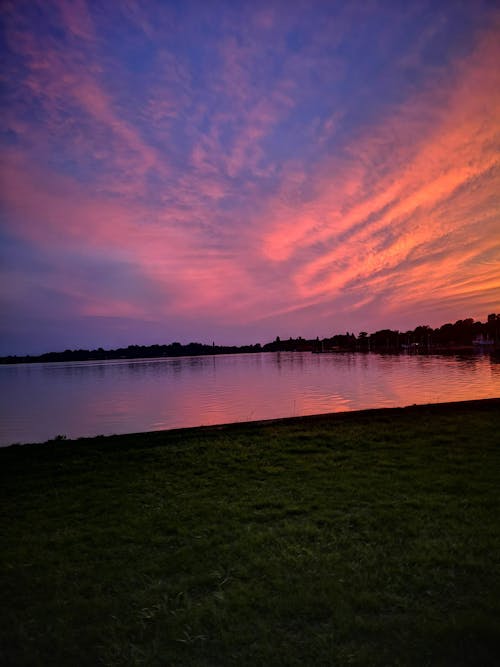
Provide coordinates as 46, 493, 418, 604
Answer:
1, 351, 499, 446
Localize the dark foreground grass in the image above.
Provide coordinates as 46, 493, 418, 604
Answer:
1, 399, 500, 666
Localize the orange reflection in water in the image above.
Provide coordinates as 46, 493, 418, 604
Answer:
0, 351, 499, 446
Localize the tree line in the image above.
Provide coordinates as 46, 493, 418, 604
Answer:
1, 314, 498, 364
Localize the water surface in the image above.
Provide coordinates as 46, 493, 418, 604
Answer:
1, 351, 498, 446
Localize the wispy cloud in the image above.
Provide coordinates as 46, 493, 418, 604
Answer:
261, 21, 500, 322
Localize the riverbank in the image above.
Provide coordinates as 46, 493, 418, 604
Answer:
2, 399, 500, 665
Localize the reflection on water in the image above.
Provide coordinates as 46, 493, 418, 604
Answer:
0, 351, 499, 446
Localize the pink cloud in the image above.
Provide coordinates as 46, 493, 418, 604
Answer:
2, 9, 168, 199
258, 22, 500, 324
1, 145, 260, 323
57, 0, 96, 42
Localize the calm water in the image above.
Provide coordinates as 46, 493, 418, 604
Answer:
1, 351, 499, 446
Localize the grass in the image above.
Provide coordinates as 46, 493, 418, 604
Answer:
1, 399, 500, 666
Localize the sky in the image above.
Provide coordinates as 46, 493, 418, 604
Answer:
1, 0, 499, 355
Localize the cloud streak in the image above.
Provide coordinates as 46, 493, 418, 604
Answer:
262, 21, 500, 317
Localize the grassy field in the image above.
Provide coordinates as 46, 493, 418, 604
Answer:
1, 399, 500, 666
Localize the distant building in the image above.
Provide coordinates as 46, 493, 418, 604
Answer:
473, 335, 494, 346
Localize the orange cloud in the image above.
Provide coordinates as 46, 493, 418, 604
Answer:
260, 22, 500, 323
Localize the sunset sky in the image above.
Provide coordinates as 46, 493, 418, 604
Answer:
1, 0, 499, 355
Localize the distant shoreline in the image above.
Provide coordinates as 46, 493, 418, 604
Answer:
1, 345, 498, 366
2, 314, 498, 363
